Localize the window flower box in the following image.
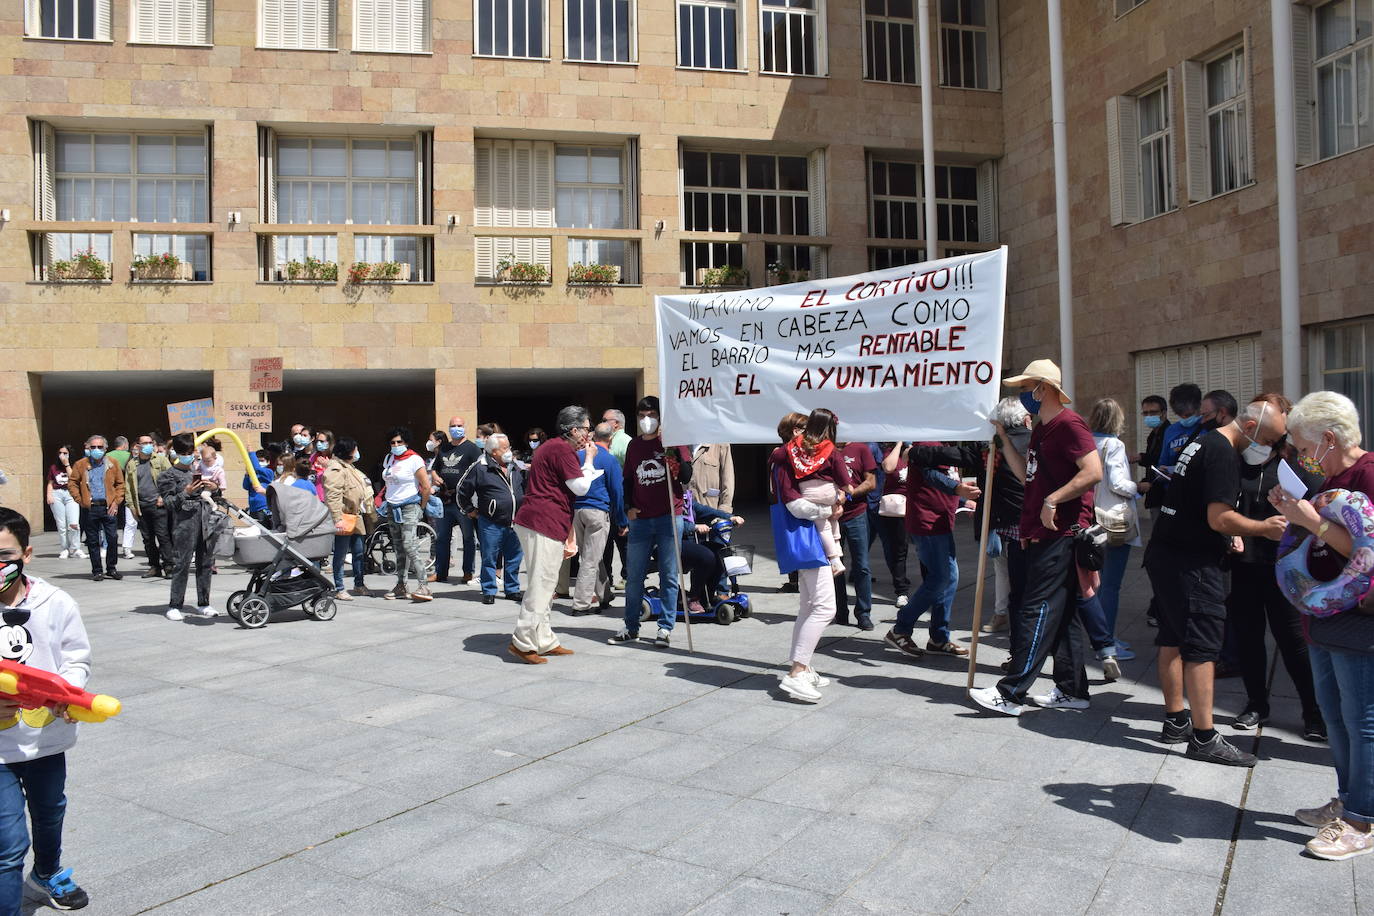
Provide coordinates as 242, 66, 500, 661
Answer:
767, 267, 811, 285
568, 262, 621, 285
496, 257, 550, 284
48, 249, 108, 281
696, 265, 749, 288
131, 254, 193, 282
277, 257, 339, 282
347, 261, 410, 284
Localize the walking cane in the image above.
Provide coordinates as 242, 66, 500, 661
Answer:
965, 437, 998, 695
666, 450, 695, 653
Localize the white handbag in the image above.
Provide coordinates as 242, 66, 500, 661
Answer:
878, 493, 907, 518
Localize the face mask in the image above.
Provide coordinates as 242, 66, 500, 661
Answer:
425, 440, 437, 453
293, 434, 309, 447
391, 445, 407, 457
87, 448, 105, 462
528, 440, 540, 451
638, 416, 660, 435
501, 451, 514, 465
1240, 403, 1271, 466
140, 444, 155, 456
315, 441, 329, 452
1178, 414, 1202, 429
1300, 441, 1332, 476
1143, 415, 1163, 429
178, 454, 194, 465
352, 451, 360, 463
449, 426, 464, 440
0, 558, 22, 591
1018, 387, 1042, 417
275, 464, 285, 475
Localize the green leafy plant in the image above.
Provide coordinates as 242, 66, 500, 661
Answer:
766, 261, 808, 285
698, 264, 748, 288
568, 262, 620, 284
132, 252, 181, 270
285, 256, 337, 282
347, 261, 405, 284
496, 255, 549, 284
49, 248, 107, 281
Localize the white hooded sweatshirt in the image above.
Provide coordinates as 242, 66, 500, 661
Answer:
0, 575, 91, 764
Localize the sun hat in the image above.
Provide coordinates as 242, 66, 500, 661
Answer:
1003, 358, 1072, 404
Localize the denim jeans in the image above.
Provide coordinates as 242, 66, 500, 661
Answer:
79, 506, 119, 575
0, 753, 66, 914
1098, 544, 1132, 640
894, 532, 957, 644
434, 501, 476, 581
624, 514, 681, 633
332, 533, 365, 590
1310, 644, 1374, 823
834, 514, 873, 618
478, 516, 523, 597
1076, 594, 1118, 656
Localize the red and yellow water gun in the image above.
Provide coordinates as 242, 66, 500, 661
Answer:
0, 660, 122, 723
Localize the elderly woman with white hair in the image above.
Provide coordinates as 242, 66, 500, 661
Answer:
1271, 391, 1374, 861
978, 396, 1033, 635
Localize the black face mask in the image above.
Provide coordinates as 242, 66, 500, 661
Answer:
0, 558, 23, 593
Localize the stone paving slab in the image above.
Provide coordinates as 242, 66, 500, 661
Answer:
9, 516, 1369, 914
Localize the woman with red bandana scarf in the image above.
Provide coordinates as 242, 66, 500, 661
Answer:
784, 409, 850, 577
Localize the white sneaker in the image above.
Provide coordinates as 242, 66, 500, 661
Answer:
805, 667, 830, 688
1030, 687, 1090, 710
969, 686, 1027, 717
895, 595, 909, 608
165, 607, 185, 621
779, 673, 822, 702
122, 549, 135, 560
194, 606, 221, 618
58, 550, 68, 560
75, 550, 88, 559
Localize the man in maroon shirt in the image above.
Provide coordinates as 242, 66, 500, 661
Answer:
508, 406, 600, 664
834, 439, 878, 629
971, 359, 1103, 716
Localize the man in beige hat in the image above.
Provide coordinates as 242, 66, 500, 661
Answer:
971, 359, 1102, 716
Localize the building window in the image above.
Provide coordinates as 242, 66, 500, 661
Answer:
25, 0, 111, 39
262, 234, 339, 281
130, 0, 211, 44
260, 0, 335, 49
760, 0, 822, 76
868, 158, 994, 244
1314, 318, 1374, 444
678, 0, 738, 70
682, 150, 820, 235
1135, 336, 1260, 450
863, 0, 916, 84
682, 241, 745, 286
556, 146, 629, 228
1106, 78, 1176, 225
473, 138, 557, 281
474, 0, 544, 57
52, 132, 208, 222
1314, 0, 1374, 159
868, 246, 925, 270
566, 0, 633, 62
35, 232, 113, 280
765, 242, 825, 281
568, 238, 638, 283
134, 233, 210, 280
354, 234, 426, 280
355, 0, 430, 52
1183, 44, 1251, 201
939, 0, 998, 90
274, 137, 418, 225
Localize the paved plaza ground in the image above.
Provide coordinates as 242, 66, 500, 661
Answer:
20, 516, 1370, 915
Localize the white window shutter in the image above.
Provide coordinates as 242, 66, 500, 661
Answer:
475, 236, 495, 280
976, 159, 997, 242
261, 0, 281, 46
1165, 67, 1179, 208
1105, 95, 1140, 226
97, 0, 112, 39
23, 0, 33, 36
807, 148, 827, 236
415, 131, 430, 224
531, 141, 554, 228
354, 0, 376, 49
511, 141, 532, 227
1181, 59, 1208, 202
416, 0, 431, 51
1292, 4, 1315, 165
985, 0, 1000, 91
474, 139, 494, 226
624, 139, 639, 229
492, 141, 513, 226
36, 121, 56, 222
320, 0, 336, 48
1243, 27, 1255, 185
261, 126, 277, 223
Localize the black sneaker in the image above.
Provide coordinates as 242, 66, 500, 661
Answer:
1304, 717, 1329, 742
1186, 732, 1258, 767
105, 569, 122, 581
1160, 715, 1194, 745
856, 612, 875, 631
481, 595, 496, 605
607, 629, 638, 645
506, 591, 523, 602
89, 573, 103, 582
26, 867, 89, 910
882, 629, 924, 658
1233, 709, 1267, 731
140, 568, 161, 579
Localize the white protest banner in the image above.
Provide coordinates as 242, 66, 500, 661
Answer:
654, 247, 1007, 445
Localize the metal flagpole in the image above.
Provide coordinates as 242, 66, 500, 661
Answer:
965, 439, 998, 694
1047, 0, 1075, 393
917, 0, 938, 264
1270, 0, 1302, 400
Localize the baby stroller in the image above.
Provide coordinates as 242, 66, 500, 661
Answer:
641, 518, 753, 626
222, 481, 339, 629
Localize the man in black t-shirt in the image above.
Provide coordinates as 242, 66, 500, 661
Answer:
1145, 395, 1289, 767
432, 416, 482, 583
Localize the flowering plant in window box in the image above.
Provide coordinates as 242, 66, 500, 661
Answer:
347, 261, 409, 285
282, 256, 338, 282
766, 262, 810, 285
131, 252, 193, 281
696, 265, 749, 288
49, 249, 108, 281
496, 256, 550, 284
568, 262, 620, 285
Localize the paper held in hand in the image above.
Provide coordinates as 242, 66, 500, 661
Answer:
1278, 459, 1308, 501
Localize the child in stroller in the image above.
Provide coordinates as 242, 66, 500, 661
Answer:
223, 480, 339, 629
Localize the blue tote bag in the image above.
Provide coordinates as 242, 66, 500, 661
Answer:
770, 467, 830, 574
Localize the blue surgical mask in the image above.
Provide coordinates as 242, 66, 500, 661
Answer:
352, 451, 360, 463
449, 426, 464, 440
293, 434, 310, 447
87, 448, 105, 462
528, 440, 540, 451
1143, 415, 1163, 429
315, 440, 328, 451
501, 451, 514, 465
1019, 388, 1042, 417
178, 454, 194, 465
391, 444, 406, 457
140, 444, 155, 456
1178, 414, 1201, 429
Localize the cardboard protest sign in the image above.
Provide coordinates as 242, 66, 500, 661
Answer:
249, 357, 283, 392
223, 401, 272, 433
167, 398, 216, 436
655, 248, 1008, 445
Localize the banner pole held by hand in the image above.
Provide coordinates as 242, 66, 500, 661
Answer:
966, 437, 998, 695
666, 453, 694, 653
